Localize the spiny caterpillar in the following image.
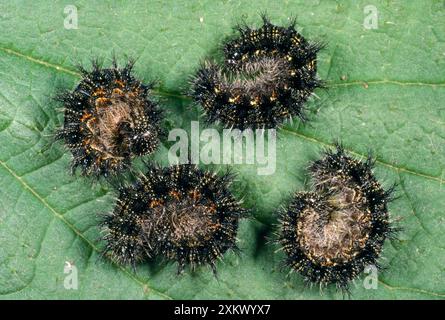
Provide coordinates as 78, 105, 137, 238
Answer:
56, 59, 163, 177
191, 15, 323, 130
102, 164, 246, 273
278, 145, 396, 291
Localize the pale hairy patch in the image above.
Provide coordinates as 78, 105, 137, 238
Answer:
297, 183, 372, 267
217, 57, 290, 97
88, 96, 145, 158
146, 197, 219, 248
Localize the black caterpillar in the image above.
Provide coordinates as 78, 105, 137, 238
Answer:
102, 164, 246, 273
56, 59, 163, 177
278, 145, 396, 291
191, 16, 323, 130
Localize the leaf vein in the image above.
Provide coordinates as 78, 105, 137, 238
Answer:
0, 159, 173, 300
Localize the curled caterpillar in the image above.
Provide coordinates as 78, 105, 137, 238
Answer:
278, 145, 396, 291
191, 16, 323, 130
102, 164, 246, 273
56, 59, 163, 177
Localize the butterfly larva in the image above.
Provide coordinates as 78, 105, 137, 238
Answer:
278, 145, 396, 291
102, 164, 246, 273
191, 15, 323, 130
56, 59, 163, 177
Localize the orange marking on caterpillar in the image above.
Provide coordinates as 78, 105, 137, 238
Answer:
93, 88, 106, 96
169, 190, 181, 200
149, 199, 164, 208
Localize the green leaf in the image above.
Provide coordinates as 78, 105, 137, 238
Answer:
1, 0, 444, 299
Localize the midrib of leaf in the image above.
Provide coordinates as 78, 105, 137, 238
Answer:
1, 46, 445, 88
328, 80, 445, 88
1, 46, 442, 184
1, 45, 445, 299
0, 159, 173, 300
